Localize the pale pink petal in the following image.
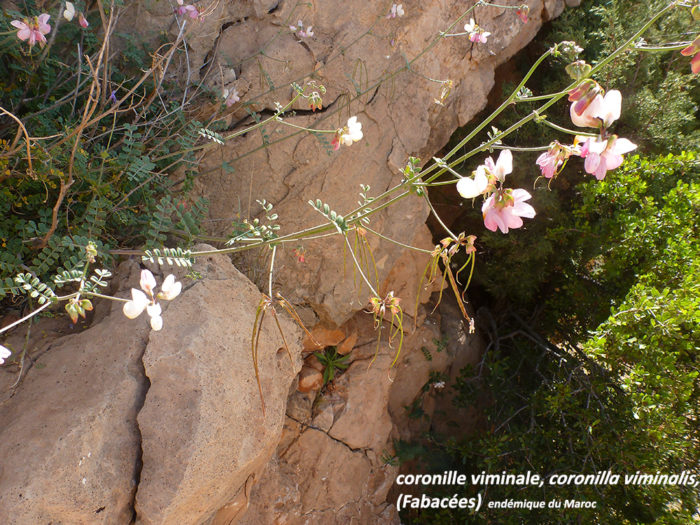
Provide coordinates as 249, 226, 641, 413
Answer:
597, 90, 621, 127
140, 270, 157, 294
612, 137, 637, 155
511, 188, 532, 203
584, 152, 601, 175
16, 27, 32, 41
37, 13, 51, 34
602, 151, 624, 171
483, 208, 506, 233
512, 201, 536, 218
593, 158, 609, 180
495, 149, 512, 180
503, 211, 523, 229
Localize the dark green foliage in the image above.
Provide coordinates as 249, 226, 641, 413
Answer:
408, 1, 699, 522
0, 4, 208, 297
314, 347, 351, 384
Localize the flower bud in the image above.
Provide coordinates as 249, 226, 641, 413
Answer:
565, 60, 592, 81
568, 79, 602, 116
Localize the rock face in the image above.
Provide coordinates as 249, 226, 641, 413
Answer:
119, 0, 570, 325
0, 0, 575, 522
0, 268, 148, 524
239, 310, 486, 524
0, 251, 302, 525
135, 249, 302, 524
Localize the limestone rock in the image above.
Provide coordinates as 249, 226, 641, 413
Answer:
297, 365, 323, 393
134, 249, 303, 524
0, 263, 150, 524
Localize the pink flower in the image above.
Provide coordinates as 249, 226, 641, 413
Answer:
681, 36, 700, 75
223, 87, 240, 107
536, 148, 562, 179
175, 0, 199, 19
484, 148, 512, 183
78, 12, 89, 28
570, 89, 621, 129
482, 189, 535, 234
290, 20, 313, 38
578, 135, 637, 180
536, 142, 578, 179
568, 79, 602, 121
464, 18, 490, 44
11, 14, 51, 48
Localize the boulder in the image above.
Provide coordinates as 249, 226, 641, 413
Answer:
134, 250, 303, 524
0, 263, 149, 524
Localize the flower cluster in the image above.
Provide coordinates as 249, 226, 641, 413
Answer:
290, 20, 313, 38
387, 4, 405, 19
464, 18, 490, 44
123, 270, 181, 331
331, 117, 363, 150
457, 149, 536, 234
370, 291, 401, 318
11, 14, 51, 48
568, 82, 636, 180
175, 0, 199, 19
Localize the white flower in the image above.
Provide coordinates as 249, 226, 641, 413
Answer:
341, 116, 363, 146
123, 288, 149, 319
0, 344, 11, 365
122, 270, 181, 331
570, 90, 622, 129
388, 4, 404, 18
158, 274, 182, 301
63, 2, 75, 21
456, 166, 489, 198
484, 149, 512, 182
432, 381, 445, 390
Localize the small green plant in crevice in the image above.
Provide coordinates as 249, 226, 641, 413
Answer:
380, 449, 399, 466
314, 346, 351, 385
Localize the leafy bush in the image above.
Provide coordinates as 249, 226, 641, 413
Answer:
0, 3, 208, 299
405, 154, 699, 524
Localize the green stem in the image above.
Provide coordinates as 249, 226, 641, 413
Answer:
363, 226, 433, 254
424, 192, 458, 240
343, 234, 378, 297
540, 120, 598, 137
